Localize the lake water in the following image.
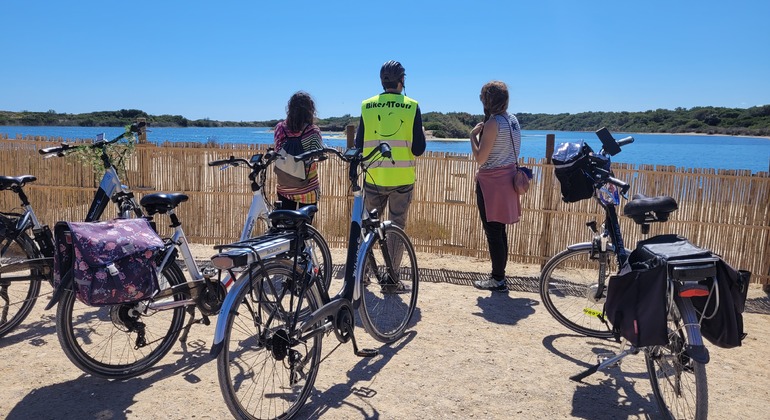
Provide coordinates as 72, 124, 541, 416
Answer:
2, 126, 768, 173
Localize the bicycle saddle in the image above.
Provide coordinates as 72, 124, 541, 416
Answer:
269, 205, 318, 228
0, 175, 37, 190
140, 192, 190, 214
623, 194, 678, 224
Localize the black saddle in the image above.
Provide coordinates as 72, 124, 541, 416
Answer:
268, 205, 318, 229
140, 192, 189, 215
623, 194, 678, 225
0, 175, 37, 190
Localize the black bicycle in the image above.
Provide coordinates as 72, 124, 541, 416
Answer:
209, 143, 419, 419
539, 128, 738, 419
0, 123, 144, 338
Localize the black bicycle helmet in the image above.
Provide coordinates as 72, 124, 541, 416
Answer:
380, 60, 405, 85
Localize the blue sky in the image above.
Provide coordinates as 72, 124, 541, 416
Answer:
2, 1, 768, 122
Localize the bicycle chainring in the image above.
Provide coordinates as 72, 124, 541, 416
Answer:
198, 281, 227, 316
333, 305, 354, 344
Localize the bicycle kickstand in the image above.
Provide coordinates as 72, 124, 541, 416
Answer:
179, 305, 210, 343
569, 348, 632, 382
350, 333, 378, 358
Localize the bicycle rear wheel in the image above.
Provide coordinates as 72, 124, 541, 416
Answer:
56, 262, 186, 379
218, 259, 322, 420
539, 245, 617, 339
0, 231, 43, 338
358, 224, 418, 343
646, 304, 708, 419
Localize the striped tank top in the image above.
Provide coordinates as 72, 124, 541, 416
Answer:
480, 113, 521, 170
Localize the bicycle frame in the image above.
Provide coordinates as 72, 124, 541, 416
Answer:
85, 166, 142, 222
566, 129, 712, 377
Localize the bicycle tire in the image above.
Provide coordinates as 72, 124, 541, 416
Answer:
646, 304, 708, 420
358, 224, 418, 343
539, 245, 618, 339
56, 261, 186, 379
306, 225, 334, 295
0, 231, 43, 338
217, 259, 322, 420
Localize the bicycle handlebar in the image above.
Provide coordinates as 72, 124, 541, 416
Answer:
617, 136, 634, 147
587, 155, 630, 194
208, 156, 249, 167
207, 148, 280, 176
293, 142, 393, 165
38, 121, 146, 157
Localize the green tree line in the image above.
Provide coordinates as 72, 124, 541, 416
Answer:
2, 105, 769, 138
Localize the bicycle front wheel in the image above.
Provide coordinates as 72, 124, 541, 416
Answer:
646, 305, 708, 419
0, 231, 43, 338
306, 225, 334, 296
56, 262, 186, 379
358, 224, 418, 343
218, 259, 322, 420
539, 245, 617, 339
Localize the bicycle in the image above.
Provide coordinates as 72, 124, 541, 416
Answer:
207, 151, 332, 292
539, 128, 720, 419
0, 123, 145, 338
209, 142, 419, 419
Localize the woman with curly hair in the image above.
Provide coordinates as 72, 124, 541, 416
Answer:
272, 91, 324, 219
469, 81, 523, 291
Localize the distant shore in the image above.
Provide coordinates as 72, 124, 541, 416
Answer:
322, 130, 468, 142
322, 130, 770, 142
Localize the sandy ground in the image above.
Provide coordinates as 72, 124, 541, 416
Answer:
1, 246, 768, 419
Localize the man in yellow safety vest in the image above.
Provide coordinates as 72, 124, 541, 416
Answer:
354, 60, 426, 230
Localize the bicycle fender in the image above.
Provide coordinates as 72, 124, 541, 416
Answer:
44, 270, 73, 310
566, 242, 622, 253
565, 242, 594, 251
352, 231, 376, 308
210, 275, 253, 357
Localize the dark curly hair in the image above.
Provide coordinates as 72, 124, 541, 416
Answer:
480, 81, 509, 122
285, 91, 316, 132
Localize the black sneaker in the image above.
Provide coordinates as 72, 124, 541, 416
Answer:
473, 277, 507, 292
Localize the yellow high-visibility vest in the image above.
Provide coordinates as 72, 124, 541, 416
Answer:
360, 93, 418, 187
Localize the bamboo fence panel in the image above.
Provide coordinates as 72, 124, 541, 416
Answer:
2, 135, 768, 284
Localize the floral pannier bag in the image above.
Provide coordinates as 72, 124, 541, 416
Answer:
53, 218, 164, 306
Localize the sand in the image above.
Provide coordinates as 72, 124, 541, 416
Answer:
1, 246, 768, 419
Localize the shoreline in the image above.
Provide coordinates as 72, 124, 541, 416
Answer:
321, 130, 770, 142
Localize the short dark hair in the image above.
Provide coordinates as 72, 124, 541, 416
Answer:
285, 91, 316, 132
380, 60, 405, 90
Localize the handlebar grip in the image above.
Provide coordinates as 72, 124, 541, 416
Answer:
39, 143, 73, 155
208, 158, 232, 167
39, 146, 62, 155
608, 176, 630, 195
293, 148, 329, 162
130, 121, 147, 133
264, 149, 279, 162
617, 136, 634, 147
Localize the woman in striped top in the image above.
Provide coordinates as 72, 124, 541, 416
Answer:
469, 81, 523, 291
273, 91, 324, 218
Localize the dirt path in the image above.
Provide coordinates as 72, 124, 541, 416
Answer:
1, 248, 768, 419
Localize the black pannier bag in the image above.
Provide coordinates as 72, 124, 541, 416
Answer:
552, 141, 595, 203
628, 234, 749, 348
604, 265, 668, 347
691, 260, 749, 348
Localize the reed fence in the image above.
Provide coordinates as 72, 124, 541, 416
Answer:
2, 134, 769, 285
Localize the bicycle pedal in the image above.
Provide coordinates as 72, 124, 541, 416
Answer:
355, 348, 378, 358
